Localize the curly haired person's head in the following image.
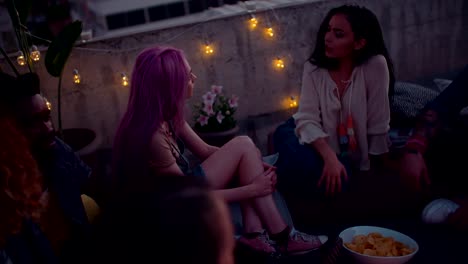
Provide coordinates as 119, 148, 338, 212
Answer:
0, 114, 44, 246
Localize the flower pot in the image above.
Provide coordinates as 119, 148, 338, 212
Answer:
196, 125, 240, 147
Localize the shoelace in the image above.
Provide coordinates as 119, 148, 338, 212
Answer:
290, 230, 316, 242
258, 232, 274, 245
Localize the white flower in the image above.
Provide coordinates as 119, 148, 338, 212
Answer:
203, 103, 215, 116
202, 91, 216, 105
211, 85, 223, 94
216, 112, 225, 124
197, 115, 209, 126
228, 95, 239, 108
225, 110, 230, 115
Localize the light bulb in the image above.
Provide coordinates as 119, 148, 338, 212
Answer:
31, 45, 40, 62
73, 69, 81, 84
17, 51, 25, 66
45, 98, 52, 110
204, 44, 214, 55
274, 58, 285, 69
121, 73, 129, 87
249, 16, 258, 29
289, 96, 298, 108
266, 27, 274, 37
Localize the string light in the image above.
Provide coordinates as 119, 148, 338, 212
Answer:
17, 51, 25, 66
204, 44, 214, 55
73, 69, 81, 84
249, 16, 258, 30
266, 27, 274, 38
21, 3, 281, 55
274, 57, 285, 69
30, 45, 40, 62
20, 3, 290, 101
289, 96, 298, 108
45, 98, 52, 110
121, 73, 129, 87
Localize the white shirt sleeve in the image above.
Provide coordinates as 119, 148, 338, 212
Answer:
364, 55, 391, 155
293, 62, 329, 145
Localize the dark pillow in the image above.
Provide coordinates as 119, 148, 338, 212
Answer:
391, 81, 440, 120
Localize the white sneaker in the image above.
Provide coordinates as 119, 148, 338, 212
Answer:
421, 198, 460, 224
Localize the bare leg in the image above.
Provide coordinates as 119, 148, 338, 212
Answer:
241, 203, 263, 233
201, 136, 287, 234
242, 148, 266, 233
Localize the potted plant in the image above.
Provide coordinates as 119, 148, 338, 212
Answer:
40, 16, 102, 165
1, 0, 99, 155
193, 85, 240, 146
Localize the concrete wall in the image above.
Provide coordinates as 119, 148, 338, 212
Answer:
2, 0, 468, 153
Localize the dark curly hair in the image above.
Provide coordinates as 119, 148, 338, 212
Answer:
309, 5, 395, 99
0, 112, 44, 246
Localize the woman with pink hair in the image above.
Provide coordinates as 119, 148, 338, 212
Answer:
112, 46, 327, 255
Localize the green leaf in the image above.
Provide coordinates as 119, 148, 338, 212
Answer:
45, 21, 82, 77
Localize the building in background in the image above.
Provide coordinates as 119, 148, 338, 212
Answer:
69, 0, 244, 38
0, 0, 243, 51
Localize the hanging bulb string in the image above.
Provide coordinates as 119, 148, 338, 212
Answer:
12, 2, 283, 55
73, 1, 275, 53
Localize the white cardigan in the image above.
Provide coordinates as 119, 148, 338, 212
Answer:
293, 55, 391, 170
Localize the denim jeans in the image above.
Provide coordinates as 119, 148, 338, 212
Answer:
273, 117, 351, 199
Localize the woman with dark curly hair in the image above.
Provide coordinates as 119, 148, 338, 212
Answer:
273, 5, 394, 197
0, 116, 44, 243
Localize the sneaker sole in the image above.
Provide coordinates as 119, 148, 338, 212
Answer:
283, 235, 328, 256
236, 242, 276, 255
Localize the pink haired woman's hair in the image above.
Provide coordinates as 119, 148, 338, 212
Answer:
112, 46, 189, 192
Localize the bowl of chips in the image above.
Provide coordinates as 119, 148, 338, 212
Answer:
339, 226, 418, 264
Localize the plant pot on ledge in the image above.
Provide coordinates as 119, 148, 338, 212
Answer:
196, 125, 239, 147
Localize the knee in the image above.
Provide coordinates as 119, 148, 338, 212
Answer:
232, 136, 255, 147
231, 136, 257, 152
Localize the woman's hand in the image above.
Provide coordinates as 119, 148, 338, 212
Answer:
263, 162, 277, 186
250, 167, 276, 197
317, 155, 348, 196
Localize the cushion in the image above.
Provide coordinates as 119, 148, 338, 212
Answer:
391, 81, 440, 119
433, 78, 453, 92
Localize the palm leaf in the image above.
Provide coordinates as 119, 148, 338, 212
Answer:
45, 21, 82, 77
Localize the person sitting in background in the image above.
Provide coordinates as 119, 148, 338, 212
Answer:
0, 103, 57, 263
92, 176, 234, 264
112, 46, 327, 255
0, 72, 96, 263
399, 65, 468, 231
273, 5, 395, 197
